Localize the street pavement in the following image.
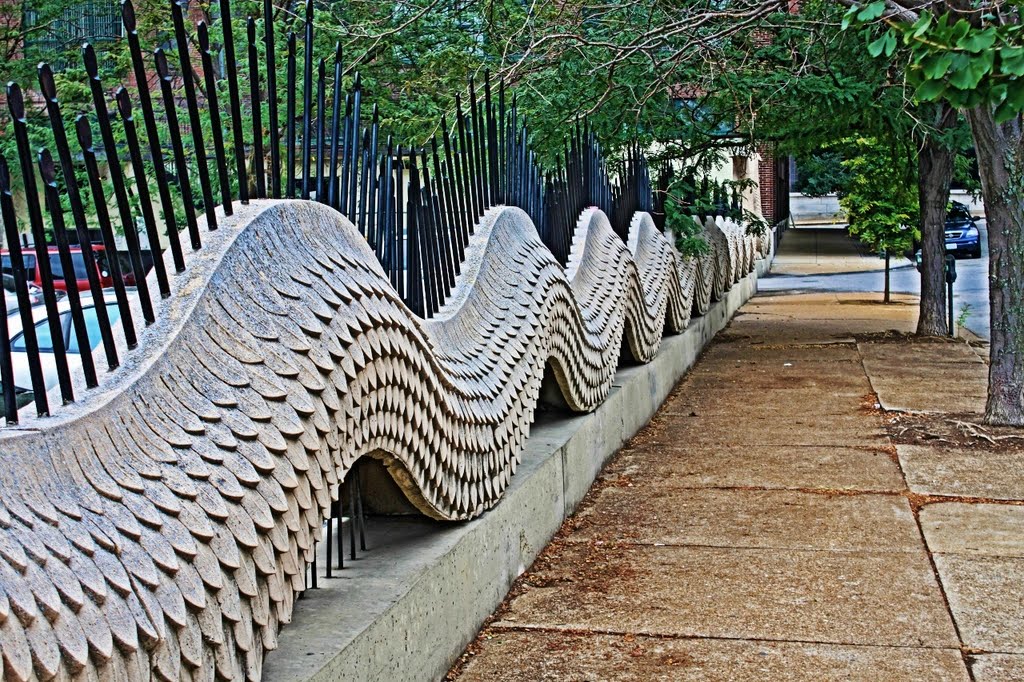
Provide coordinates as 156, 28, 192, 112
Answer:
761, 224, 991, 339
447, 231, 1024, 682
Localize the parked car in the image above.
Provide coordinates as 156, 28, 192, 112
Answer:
1, 244, 116, 293
3, 292, 125, 400
908, 200, 983, 265
944, 201, 982, 258
2, 273, 44, 312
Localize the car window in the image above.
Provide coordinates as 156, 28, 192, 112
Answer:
3, 254, 35, 280
66, 303, 121, 354
49, 253, 91, 281
11, 316, 58, 353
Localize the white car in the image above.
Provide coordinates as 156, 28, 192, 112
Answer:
4, 291, 126, 403
2, 273, 45, 312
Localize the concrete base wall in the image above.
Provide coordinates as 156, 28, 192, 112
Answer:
262, 263, 764, 682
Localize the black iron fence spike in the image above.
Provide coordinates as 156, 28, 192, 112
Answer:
155, 48, 202, 252
0, 154, 48, 417
315, 57, 327, 204
347, 75, 362, 220
468, 77, 486, 210
82, 45, 156, 324
37, 63, 119, 370
0, 223, 14, 421
74, 115, 138, 350
357, 127, 371, 237
219, 0, 249, 205
264, 0, 281, 198
338, 94, 351, 216
248, 16, 267, 199
123, 5, 186, 273
114, 87, 171, 299
198, 21, 235, 216
170, 0, 219, 231
300, 0, 314, 200
9, 85, 75, 405
38, 147, 98, 390
286, 32, 297, 198
365, 108, 379, 248
328, 44, 343, 210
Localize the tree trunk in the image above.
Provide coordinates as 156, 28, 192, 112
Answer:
965, 106, 1024, 425
916, 104, 958, 335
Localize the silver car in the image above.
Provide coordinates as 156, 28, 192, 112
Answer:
3, 292, 124, 407
2, 273, 44, 312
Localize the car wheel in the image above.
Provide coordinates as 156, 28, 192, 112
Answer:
972, 246, 982, 258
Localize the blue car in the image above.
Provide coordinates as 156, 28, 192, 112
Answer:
944, 201, 982, 258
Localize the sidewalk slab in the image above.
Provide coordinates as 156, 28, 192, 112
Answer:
640, 418, 887, 448
495, 544, 959, 648
933, 554, 1024, 653
972, 654, 1024, 681
898, 445, 1024, 500
920, 503, 1024, 557
459, 632, 969, 682
659, 390, 873, 418
860, 341, 988, 413
604, 445, 905, 492
570, 488, 922, 553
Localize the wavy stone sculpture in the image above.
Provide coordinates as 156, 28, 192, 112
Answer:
0, 200, 754, 681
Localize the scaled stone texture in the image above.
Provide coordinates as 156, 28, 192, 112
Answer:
0, 200, 757, 681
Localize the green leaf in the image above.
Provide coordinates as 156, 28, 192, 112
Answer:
1000, 47, 1024, 76
1006, 81, 1024, 110
958, 27, 997, 53
922, 53, 954, 80
993, 99, 1017, 124
948, 53, 994, 91
911, 13, 933, 39
841, 6, 859, 31
856, 2, 887, 22
884, 31, 898, 57
915, 79, 947, 101
949, 20, 971, 45
867, 31, 897, 58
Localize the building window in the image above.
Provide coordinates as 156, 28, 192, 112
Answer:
23, 0, 122, 69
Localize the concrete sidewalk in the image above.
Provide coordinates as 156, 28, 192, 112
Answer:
447, 290, 1024, 681
770, 226, 886, 275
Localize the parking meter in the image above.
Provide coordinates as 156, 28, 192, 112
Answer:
945, 254, 957, 337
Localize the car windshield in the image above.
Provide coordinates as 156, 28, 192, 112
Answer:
947, 204, 972, 222
9, 302, 121, 354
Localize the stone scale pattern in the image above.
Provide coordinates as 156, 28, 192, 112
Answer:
0, 200, 756, 681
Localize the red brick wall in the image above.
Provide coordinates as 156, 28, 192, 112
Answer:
758, 143, 790, 225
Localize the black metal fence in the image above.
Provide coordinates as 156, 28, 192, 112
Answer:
0, 0, 720, 428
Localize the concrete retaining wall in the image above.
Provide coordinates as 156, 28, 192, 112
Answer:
262, 261, 765, 682
791, 189, 984, 225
